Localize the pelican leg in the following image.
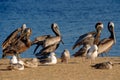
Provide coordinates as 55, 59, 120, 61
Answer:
15, 53, 21, 61
105, 52, 109, 57
33, 44, 40, 54
2, 53, 7, 59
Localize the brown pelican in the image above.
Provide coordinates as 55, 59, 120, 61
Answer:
97, 22, 116, 56
72, 22, 103, 57
2, 24, 27, 50
61, 49, 70, 64
91, 61, 113, 69
2, 24, 32, 58
32, 23, 63, 57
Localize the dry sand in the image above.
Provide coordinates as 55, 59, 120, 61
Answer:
0, 57, 120, 80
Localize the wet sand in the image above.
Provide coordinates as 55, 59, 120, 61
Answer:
0, 57, 120, 80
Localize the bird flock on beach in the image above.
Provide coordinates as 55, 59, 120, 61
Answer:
1, 21, 117, 70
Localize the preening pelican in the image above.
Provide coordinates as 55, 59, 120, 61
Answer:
2, 24, 32, 58
2, 24, 27, 50
32, 23, 63, 57
72, 22, 103, 57
97, 22, 116, 56
61, 49, 70, 64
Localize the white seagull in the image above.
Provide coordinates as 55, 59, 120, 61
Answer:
8, 55, 24, 70
61, 49, 70, 64
87, 44, 98, 64
43, 52, 57, 65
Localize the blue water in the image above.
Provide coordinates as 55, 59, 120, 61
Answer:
0, 0, 120, 58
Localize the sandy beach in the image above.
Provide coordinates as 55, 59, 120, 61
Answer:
0, 57, 120, 80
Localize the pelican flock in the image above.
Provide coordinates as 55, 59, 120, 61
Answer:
72, 22, 103, 61
1, 21, 117, 71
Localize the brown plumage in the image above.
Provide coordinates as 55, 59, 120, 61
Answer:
32, 23, 63, 57
2, 24, 32, 58
72, 22, 103, 57
97, 22, 116, 56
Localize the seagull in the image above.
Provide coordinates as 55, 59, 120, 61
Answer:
87, 44, 98, 64
41, 52, 57, 65
10, 55, 18, 64
91, 61, 113, 69
8, 55, 24, 70
61, 49, 70, 64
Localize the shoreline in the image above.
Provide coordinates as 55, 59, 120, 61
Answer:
0, 57, 120, 80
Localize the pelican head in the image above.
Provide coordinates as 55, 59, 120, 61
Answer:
51, 23, 64, 44
51, 23, 61, 36
95, 22, 103, 33
108, 22, 116, 44
21, 24, 27, 30
108, 22, 114, 32
24, 28, 32, 38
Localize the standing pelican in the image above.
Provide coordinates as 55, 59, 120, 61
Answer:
72, 22, 103, 58
61, 49, 70, 64
32, 23, 63, 57
2, 24, 32, 58
97, 22, 116, 56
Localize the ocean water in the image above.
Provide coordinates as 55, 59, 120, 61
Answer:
0, 0, 120, 58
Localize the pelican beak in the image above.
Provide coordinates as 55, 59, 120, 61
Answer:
61, 39, 64, 45
113, 30, 116, 44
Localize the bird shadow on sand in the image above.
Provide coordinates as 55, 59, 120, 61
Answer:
38, 64, 56, 67
0, 69, 10, 72
0, 63, 9, 65
58, 62, 79, 64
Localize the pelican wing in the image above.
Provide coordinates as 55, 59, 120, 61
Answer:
39, 43, 59, 56
32, 35, 51, 54
72, 31, 96, 49
44, 36, 61, 47
98, 38, 114, 54
32, 35, 51, 45
2, 28, 22, 49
